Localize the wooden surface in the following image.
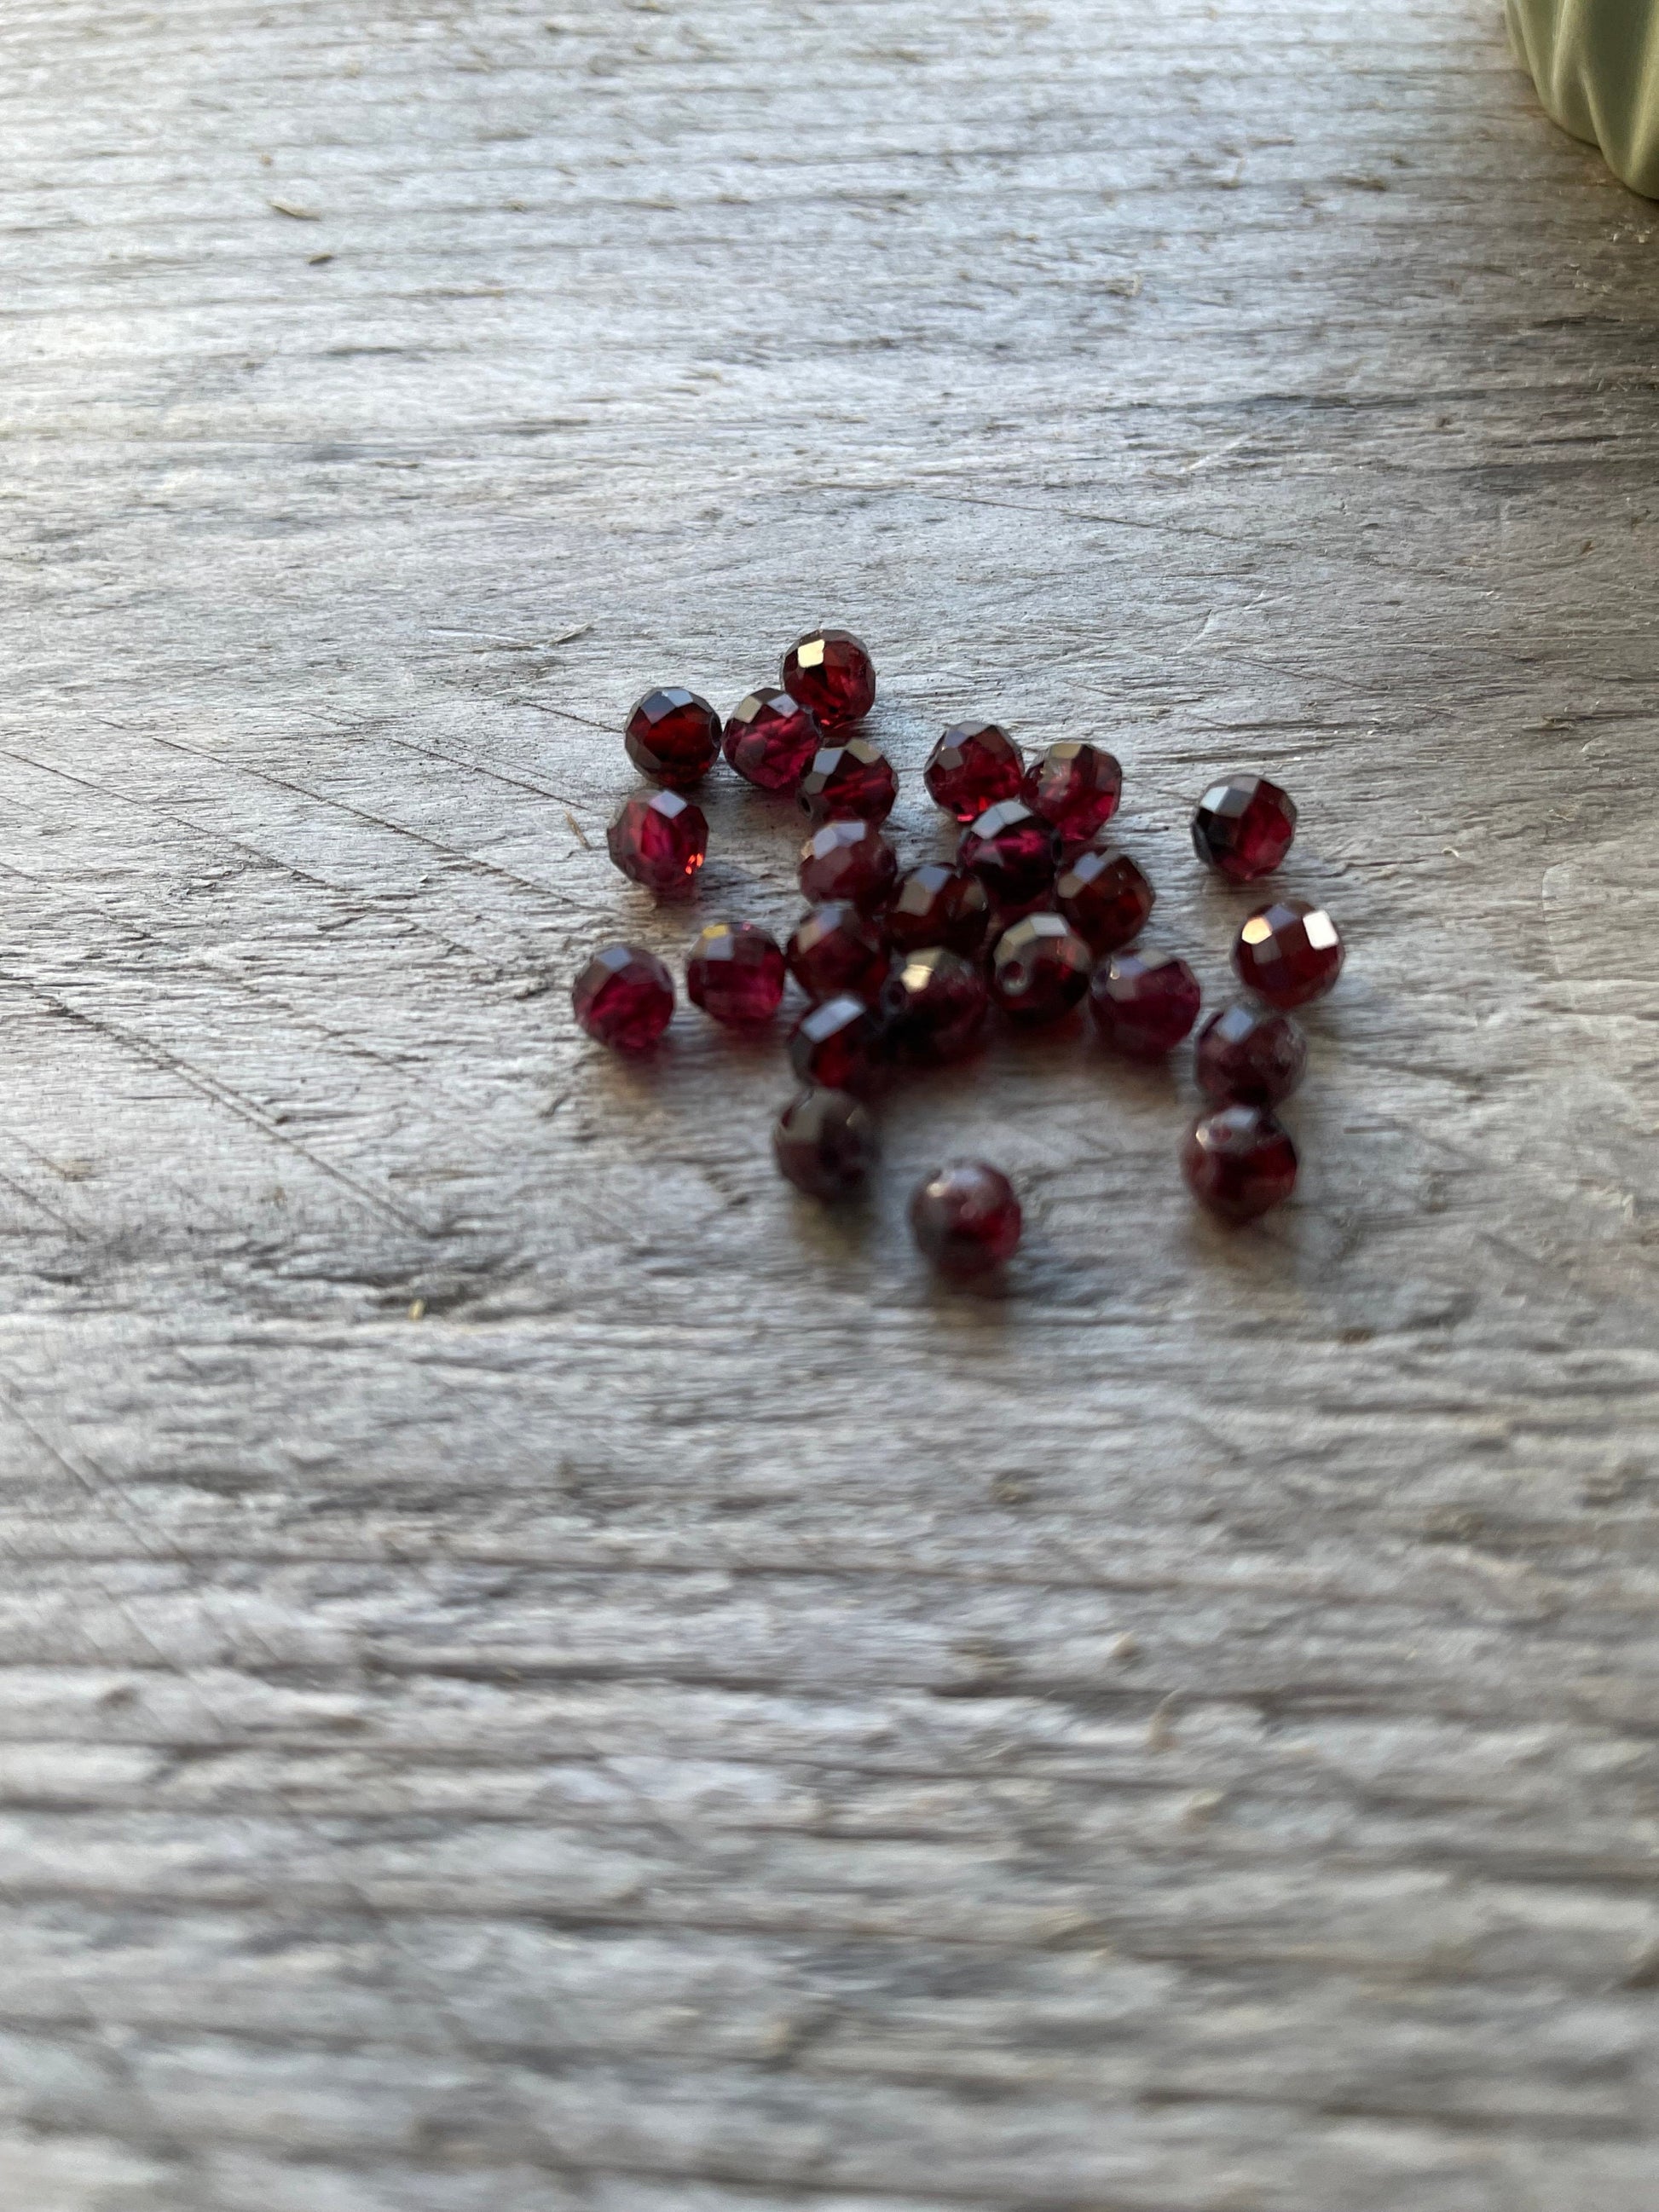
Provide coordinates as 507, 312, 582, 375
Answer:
2, 3, 1656, 2207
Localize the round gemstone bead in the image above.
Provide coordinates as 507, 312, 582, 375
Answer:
957, 800, 1061, 911
1022, 742, 1123, 845
881, 947, 988, 1065
1055, 846, 1154, 954
1182, 1106, 1298, 1222
798, 819, 899, 913
990, 913, 1094, 1025
623, 687, 721, 789
885, 863, 993, 959
685, 921, 786, 1028
722, 687, 822, 794
909, 1161, 1022, 1278
798, 737, 898, 825
1089, 950, 1201, 1058
1233, 898, 1344, 1008
923, 721, 1024, 823
787, 903, 890, 1004
782, 627, 876, 730
772, 1087, 877, 1199
1194, 1002, 1307, 1107
1192, 775, 1298, 883
788, 993, 886, 1095
571, 944, 674, 1051
607, 789, 708, 897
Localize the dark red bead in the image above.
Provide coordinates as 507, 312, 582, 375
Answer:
685, 921, 786, 1028
787, 903, 890, 1003
881, 947, 988, 1065
722, 687, 822, 793
990, 913, 1094, 1025
788, 993, 886, 1094
782, 627, 876, 730
624, 687, 721, 789
1194, 1002, 1307, 1106
572, 944, 674, 1051
1022, 742, 1122, 845
1182, 1106, 1298, 1222
909, 1161, 1021, 1277
772, 1088, 877, 1199
1233, 898, 1344, 1008
1055, 846, 1154, 954
607, 789, 708, 897
798, 737, 898, 825
798, 819, 899, 913
885, 863, 994, 959
923, 722, 1024, 824
957, 800, 1061, 911
1192, 776, 1298, 883
1089, 950, 1201, 1058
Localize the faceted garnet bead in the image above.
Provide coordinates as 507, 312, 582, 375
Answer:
1182, 1106, 1298, 1222
788, 993, 886, 1095
885, 863, 993, 960
1233, 898, 1344, 1008
1022, 742, 1123, 846
923, 721, 1024, 824
772, 1087, 877, 1199
798, 737, 898, 825
1194, 1001, 1307, 1107
908, 1161, 1022, 1278
1055, 846, 1154, 954
572, 944, 674, 1051
957, 800, 1061, 912
990, 914, 1095, 1025
1192, 775, 1298, 883
624, 687, 721, 789
1089, 950, 1201, 1058
607, 789, 708, 897
782, 627, 876, 731
722, 687, 822, 794
881, 947, 988, 1066
685, 921, 786, 1029
786, 902, 890, 1004
798, 818, 899, 913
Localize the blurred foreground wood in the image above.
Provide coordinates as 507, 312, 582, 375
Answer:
0, 3, 1656, 2207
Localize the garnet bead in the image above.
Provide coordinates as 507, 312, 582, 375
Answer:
881, 947, 988, 1066
788, 993, 886, 1095
782, 627, 876, 730
1182, 1106, 1298, 1222
685, 921, 786, 1028
798, 737, 898, 825
607, 788, 708, 897
1233, 898, 1344, 1008
909, 1162, 1022, 1277
923, 722, 1024, 824
1089, 950, 1201, 1058
957, 800, 1061, 911
1192, 775, 1298, 883
1055, 846, 1154, 954
572, 944, 675, 1051
885, 863, 994, 960
1194, 1002, 1307, 1107
1022, 742, 1122, 846
787, 902, 890, 1004
624, 688, 721, 789
722, 687, 822, 793
798, 819, 899, 914
990, 914, 1094, 1025
773, 1088, 877, 1199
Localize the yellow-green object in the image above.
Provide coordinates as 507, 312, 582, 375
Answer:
1507, 0, 1659, 197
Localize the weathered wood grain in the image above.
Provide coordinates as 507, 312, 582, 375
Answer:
0, 0, 1656, 2205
